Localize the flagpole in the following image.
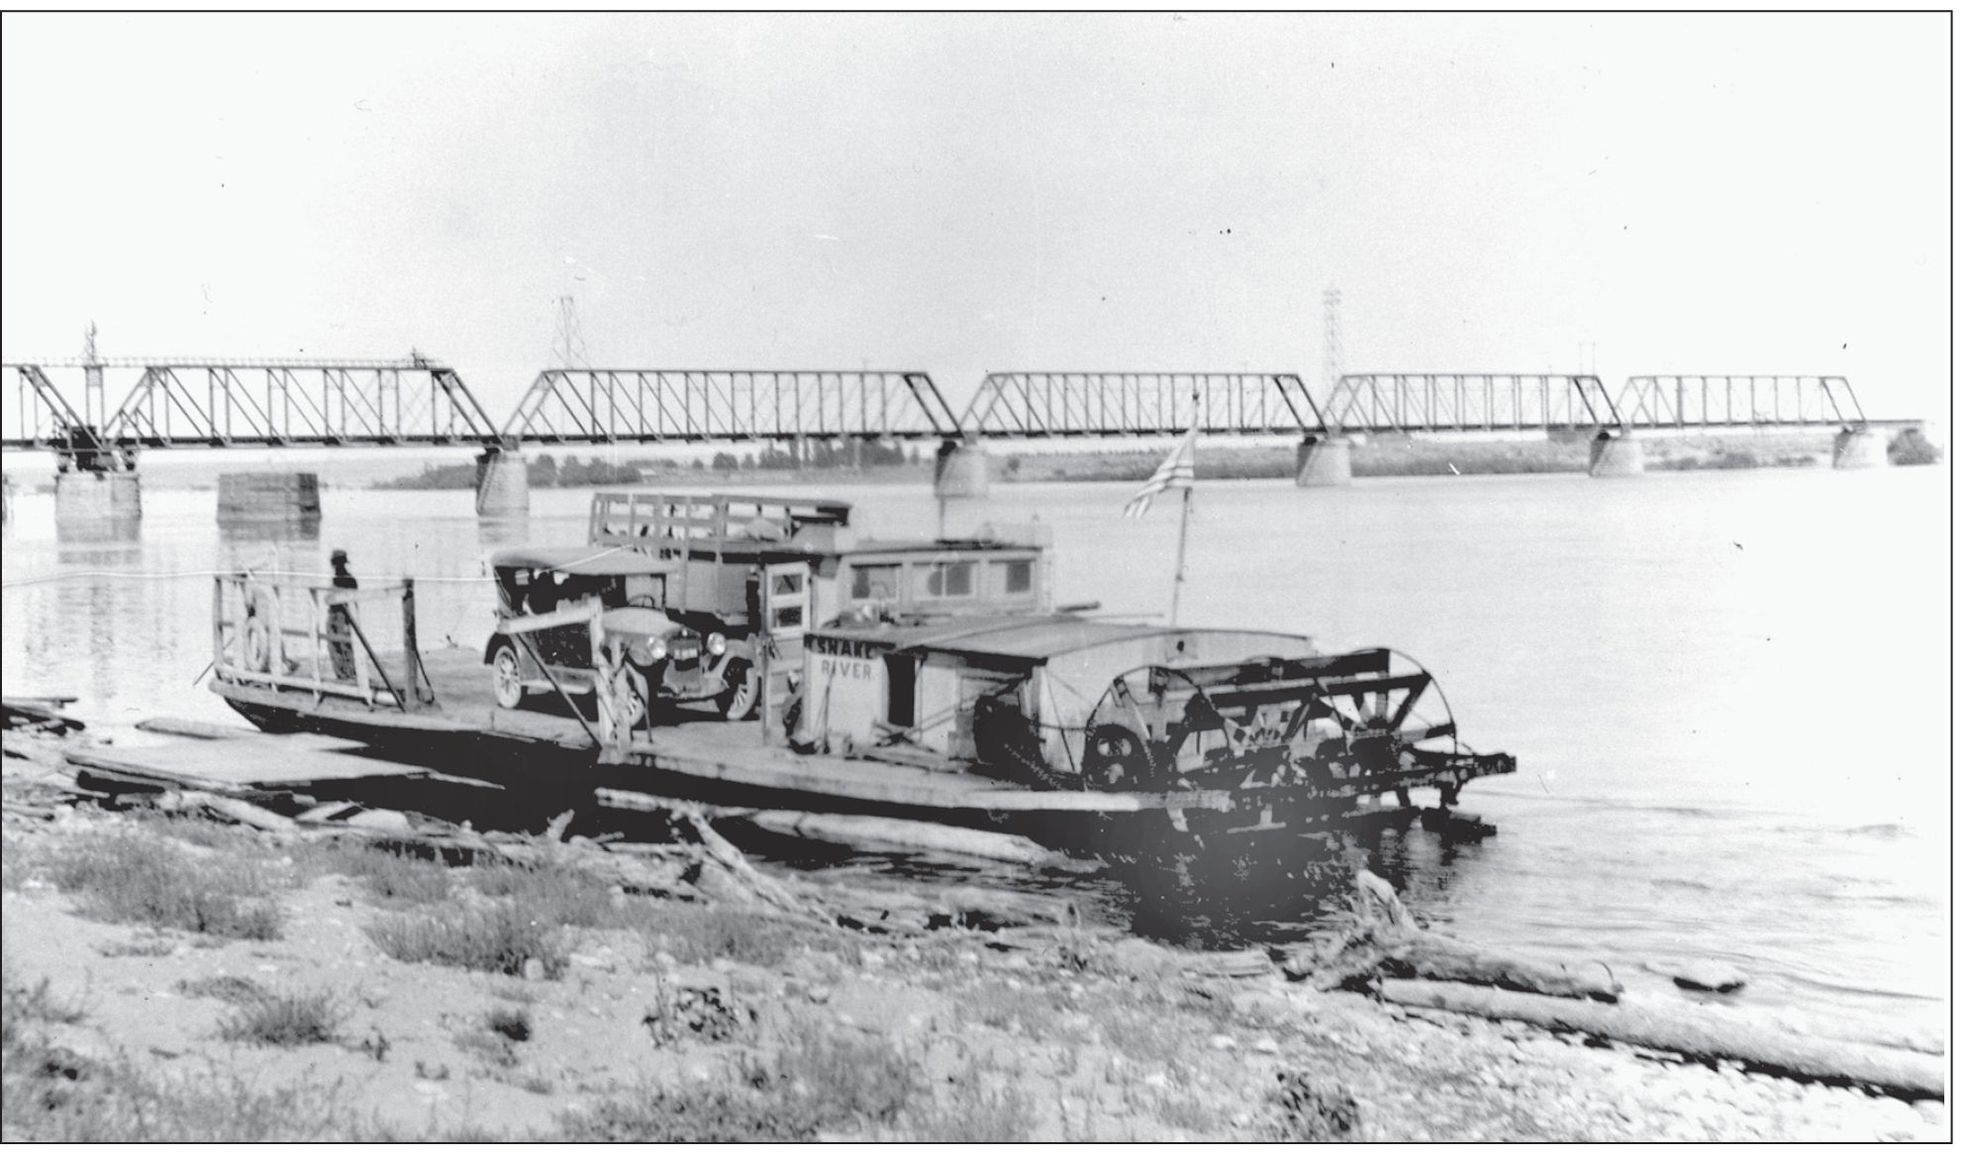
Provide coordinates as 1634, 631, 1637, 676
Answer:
1169, 483, 1193, 625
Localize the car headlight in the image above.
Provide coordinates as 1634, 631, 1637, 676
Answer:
630, 636, 659, 666
706, 632, 727, 656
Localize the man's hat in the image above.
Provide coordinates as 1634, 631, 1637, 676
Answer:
330, 549, 349, 564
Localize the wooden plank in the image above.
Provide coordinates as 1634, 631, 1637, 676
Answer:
744, 810, 1079, 869
135, 717, 368, 751
618, 729, 1231, 814
66, 736, 457, 788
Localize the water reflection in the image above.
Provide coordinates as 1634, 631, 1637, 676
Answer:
218, 513, 322, 543
56, 516, 142, 544
55, 541, 146, 569
476, 516, 534, 548
1114, 822, 1492, 950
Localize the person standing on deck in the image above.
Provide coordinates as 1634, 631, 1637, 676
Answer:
328, 548, 359, 681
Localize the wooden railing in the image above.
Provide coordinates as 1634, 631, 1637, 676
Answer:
589, 491, 852, 551
211, 574, 436, 710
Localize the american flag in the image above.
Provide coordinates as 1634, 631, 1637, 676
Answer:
1123, 427, 1198, 518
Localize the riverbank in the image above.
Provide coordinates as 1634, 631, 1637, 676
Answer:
0, 731, 1941, 1142
349, 430, 1931, 493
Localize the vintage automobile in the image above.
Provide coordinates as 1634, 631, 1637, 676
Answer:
483, 546, 756, 718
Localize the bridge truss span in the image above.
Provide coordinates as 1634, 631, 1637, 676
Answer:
960, 371, 1326, 438
1612, 375, 1866, 428
1327, 373, 1623, 434
104, 359, 502, 448
4, 363, 102, 452
500, 369, 963, 443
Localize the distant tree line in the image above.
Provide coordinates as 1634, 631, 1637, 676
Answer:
374, 439, 926, 490
706, 439, 920, 472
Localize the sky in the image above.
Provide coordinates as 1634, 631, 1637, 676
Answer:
0, 12, 1951, 429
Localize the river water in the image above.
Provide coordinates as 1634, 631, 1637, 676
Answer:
0, 465, 1947, 1045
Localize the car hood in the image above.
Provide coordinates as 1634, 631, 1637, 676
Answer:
599, 607, 685, 640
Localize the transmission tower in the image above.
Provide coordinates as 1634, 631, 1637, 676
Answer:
554, 295, 590, 368
81, 321, 104, 426
1323, 287, 1343, 393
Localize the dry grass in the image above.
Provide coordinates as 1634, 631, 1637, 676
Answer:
454, 1004, 534, 1071
1, 963, 85, 1050
963, 981, 1056, 1037
309, 842, 454, 906
1268, 1068, 1360, 1141
1087, 993, 1204, 1066
216, 988, 346, 1048
646, 902, 851, 970
365, 901, 568, 979
2, 1048, 380, 1141
486, 1004, 533, 1043
896, 1067, 1038, 1142
34, 830, 283, 941
467, 861, 617, 928
125, 815, 266, 851
175, 975, 268, 1005
0, 957, 369, 1140
562, 1019, 922, 1141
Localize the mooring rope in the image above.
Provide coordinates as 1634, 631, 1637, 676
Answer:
0, 568, 487, 589
0, 545, 636, 591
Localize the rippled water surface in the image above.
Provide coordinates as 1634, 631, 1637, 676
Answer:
0, 464, 1947, 1043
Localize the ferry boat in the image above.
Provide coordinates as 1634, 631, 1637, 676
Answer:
206, 491, 1513, 860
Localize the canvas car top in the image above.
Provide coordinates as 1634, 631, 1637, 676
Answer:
489, 546, 679, 576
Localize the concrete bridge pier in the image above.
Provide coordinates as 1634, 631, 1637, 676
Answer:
475, 441, 531, 517
55, 469, 143, 537
1831, 426, 1888, 470
933, 438, 992, 499
1587, 429, 1645, 477
1295, 436, 1352, 487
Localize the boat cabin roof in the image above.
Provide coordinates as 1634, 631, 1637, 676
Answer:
818, 614, 1308, 668
847, 537, 1045, 557
490, 546, 679, 577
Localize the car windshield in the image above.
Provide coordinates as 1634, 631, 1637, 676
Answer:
499, 568, 625, 615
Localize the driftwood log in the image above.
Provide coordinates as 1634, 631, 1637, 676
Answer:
1377, 979, 1943, 1102
1290, 871, 1622, 1003
742, 809, 1080, 870
149, 790, 298, 833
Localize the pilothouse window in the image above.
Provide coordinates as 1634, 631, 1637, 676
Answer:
920, 560, 976, 598
851, 564, 901, 601
997, 559, 1033, 595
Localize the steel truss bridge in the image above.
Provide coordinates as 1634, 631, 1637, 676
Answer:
959, 372, 1326, 437
502, 368, 961, 443
1325, 373, 1622, 433
1607, 375, 1867, 429
4, 357, 501, 463
1, 357, 1918, 463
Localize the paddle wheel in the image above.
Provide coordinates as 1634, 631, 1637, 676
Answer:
955, 647, 1512, 864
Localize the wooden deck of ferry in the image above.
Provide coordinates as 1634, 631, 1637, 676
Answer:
208, 647, 1236, 836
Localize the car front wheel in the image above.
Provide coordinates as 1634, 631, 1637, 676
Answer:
492, 643, 525, 710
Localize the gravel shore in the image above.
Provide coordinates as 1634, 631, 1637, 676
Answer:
0, 741, 1944, 1142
